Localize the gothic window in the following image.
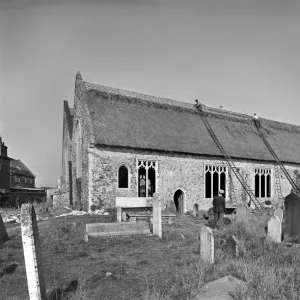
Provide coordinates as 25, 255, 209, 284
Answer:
137, 160, 157, 197
118, 165, 129, 188
205, 165, 227, 198
75, 121, 82, 178
255, 168, 271, 198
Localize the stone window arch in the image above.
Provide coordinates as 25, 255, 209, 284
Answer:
118, 165, 129, 188
75, 121, 82, 178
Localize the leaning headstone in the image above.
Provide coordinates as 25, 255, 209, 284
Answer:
192, 204, 199, 218
225, 235, 239, 257
200, 226, 214, 264
274, 207, 283, 223
21, 204, 47, 300
117, 206, 122, 222
0, 212, 8, 245
268, 216, 282, 243
235, 202, 249, 225
284, 192, 300, 240
152, 193, 162, 238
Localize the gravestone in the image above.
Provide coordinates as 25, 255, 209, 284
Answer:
268, 216, 282, 243
274, 207, 283, 223
117, 206, 122, 222
235, 202, 249, 225
168, 200, 177, 213
193, 204, 199, 218
152, 193, 162, 238
21, 204, 47, 300
121, 211, 127, 222
284, 192, 300, 240
195, 275, 246, 300
225, 235, 239, 257
0, 212, 8, 245
200, 226, 214, 264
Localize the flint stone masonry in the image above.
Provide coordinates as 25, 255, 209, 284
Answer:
268, 216, 282, 243
200, 226, 214, 264
235, 202, 249, 225
21, 204, 47, 300
0, 213, 8, 245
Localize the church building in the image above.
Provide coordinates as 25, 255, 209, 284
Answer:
55, 72, 300, 213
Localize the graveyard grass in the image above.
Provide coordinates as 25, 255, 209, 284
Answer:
1, 206, 300, 299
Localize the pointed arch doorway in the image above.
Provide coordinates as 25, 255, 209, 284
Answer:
174, 189, 184, 214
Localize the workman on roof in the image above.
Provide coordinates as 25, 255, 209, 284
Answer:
253, 113, 261, 128
194, 99, 203, 112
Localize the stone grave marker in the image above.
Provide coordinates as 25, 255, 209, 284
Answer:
117, 206, 122, 222
121, 211, 127, 221
152, 193, 162, 238
284, 192, 300, 240
225, 235, 239, 257
193, 204, 199, 218
21, 204, 47, 300
235, 202, 249, 225
0, 212, 8, 245
200, 226, 214, 264
268, 216, 282, 243
274, 207, 283, 223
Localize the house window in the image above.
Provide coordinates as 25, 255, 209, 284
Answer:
205, 165, 227, 198
75, 121, 82, 178
255, 168, 271, 198
118, 165, 129, 188
137, 160, 157, 197
18, 177, 20, 183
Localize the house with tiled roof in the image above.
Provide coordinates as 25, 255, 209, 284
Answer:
10, 159, 35, 188
56, 72, 300, 212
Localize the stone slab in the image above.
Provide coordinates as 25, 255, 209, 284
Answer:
86, 222, 149, 234
200, 226, 214, 264
268, 216, 282, 243
115, 197, 152, 208
196, 275, 246, 300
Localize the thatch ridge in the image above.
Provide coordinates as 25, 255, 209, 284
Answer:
83, 81, 300, 134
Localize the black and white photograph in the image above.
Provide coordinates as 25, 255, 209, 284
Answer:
1, 1, 300, 299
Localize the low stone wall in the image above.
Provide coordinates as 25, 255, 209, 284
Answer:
53, 190, 69, 207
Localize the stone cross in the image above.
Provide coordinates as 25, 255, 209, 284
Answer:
0, 212, 8, 245
117, 206, 122, 222
235, 202, 249, 225
21, 204, 47, 300
274, 208, 283, 223
152, 193, 162, 238
200, 226, 214, 264
268, 216, 282, 243
192, 204, 199, 218
226, 235, 239, 257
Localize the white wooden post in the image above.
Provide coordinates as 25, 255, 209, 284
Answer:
21, 204, 47, 300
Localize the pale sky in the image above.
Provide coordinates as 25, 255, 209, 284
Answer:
1, 0, 300, 187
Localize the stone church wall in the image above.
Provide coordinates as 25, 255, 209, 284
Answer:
89, 146, 300, 212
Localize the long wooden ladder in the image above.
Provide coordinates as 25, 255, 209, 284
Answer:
255, 126, 300, 195
197, 108, 264, 210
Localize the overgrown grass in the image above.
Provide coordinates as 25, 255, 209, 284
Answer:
1, 210, 300, 299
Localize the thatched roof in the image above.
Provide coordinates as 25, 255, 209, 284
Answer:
82, 81, 300, 164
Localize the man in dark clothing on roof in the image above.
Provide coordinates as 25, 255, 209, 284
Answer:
194, 99, 203, 112
212, 189, 226, 229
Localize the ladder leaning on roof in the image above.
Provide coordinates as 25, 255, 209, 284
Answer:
255, 125, 300, 195
195, 106, 264, 211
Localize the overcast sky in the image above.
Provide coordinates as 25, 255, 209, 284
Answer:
1, 0, 300, 187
